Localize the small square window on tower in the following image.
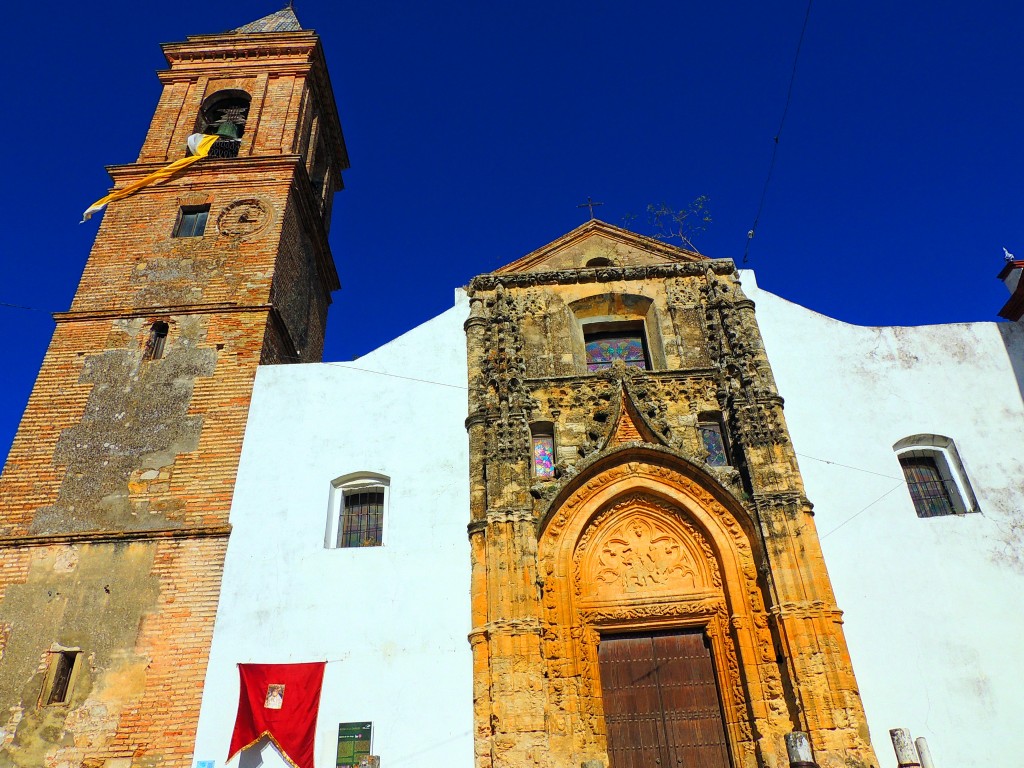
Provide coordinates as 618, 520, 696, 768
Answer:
173, 205, 209, 238
41, 650, 81, 706
144, 321, 169, 361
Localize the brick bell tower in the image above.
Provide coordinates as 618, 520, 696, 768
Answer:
0, 8, 346, 766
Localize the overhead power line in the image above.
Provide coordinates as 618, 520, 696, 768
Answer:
743, 0, 814, 264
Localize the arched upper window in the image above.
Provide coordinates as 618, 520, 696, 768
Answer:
569, 293, 666, 373
325, 472, 390, 548
893, 434, 978, 517
196, 90, 250, 158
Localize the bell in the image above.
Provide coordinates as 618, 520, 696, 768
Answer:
215, 121, 240, 139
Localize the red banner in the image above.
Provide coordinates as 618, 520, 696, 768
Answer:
228, 661, 326, 768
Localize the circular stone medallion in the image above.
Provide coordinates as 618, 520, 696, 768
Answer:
217, 198, 272, 239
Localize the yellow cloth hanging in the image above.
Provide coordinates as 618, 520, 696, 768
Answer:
81, 134, 221, 222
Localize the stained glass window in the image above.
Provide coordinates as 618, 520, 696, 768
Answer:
339, 489, 384, 547
585, 331, 648, 371
699, 423, 728, 467
533, 434, 555, 478
899, 456, 955, 517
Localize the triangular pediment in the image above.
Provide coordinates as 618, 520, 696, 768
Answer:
603, 384, 668, 450
495, 219, 706, 274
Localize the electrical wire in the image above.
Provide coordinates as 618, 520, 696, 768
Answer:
795, 451, 901, 480
819, 482, 905, 539
743, 0, 814, 263
0, 301, 51, 313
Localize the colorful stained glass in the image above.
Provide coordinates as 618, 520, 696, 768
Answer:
900, 457, 954, 517
340, 489, 384, 547
699, 424, 728, 466
585, 333, 647, 371
533, 435, 555, 478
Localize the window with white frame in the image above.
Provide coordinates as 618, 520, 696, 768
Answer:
325, 473, 389, 548
893, 434, 978, 518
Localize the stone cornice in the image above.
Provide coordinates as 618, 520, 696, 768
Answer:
523, 368, 720, 389
0, 524, 232, 548
105, 154, 309, 181
54, 303, 275, 323
161, 32, 319, 67
469, 259, 737, 294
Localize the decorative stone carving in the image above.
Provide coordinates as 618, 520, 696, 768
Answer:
216, 197, 272, 239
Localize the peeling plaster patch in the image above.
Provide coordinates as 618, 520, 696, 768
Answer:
0, 544, 159, 768
942, 642, 995, 717
131, 239, 241, 307
52, 549, 79, 574
32, 316, 216, 534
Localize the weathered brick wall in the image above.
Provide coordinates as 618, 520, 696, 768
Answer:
0, 24, 346, 768
0, 538, 227, 768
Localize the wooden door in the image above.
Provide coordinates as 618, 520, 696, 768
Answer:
598, 630, 732, 768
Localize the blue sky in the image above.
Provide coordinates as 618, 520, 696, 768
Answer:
1, 1, 1021, 465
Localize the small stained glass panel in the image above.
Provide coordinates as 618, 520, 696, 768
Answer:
533, 435, 555, 478
585, 333, 647, 372
699, 424, 728, 467
340, 490, 384, 547
900, 457, 954, 517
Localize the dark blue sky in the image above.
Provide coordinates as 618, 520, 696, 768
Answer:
1, 1, 1021, 466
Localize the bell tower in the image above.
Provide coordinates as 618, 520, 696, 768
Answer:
0, 8, 346, 766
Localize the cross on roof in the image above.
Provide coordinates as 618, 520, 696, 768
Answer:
577, 196, 604, 220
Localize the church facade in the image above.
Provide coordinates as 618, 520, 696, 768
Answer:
1, 10, 1022, 768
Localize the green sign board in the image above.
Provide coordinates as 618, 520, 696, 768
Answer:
336, 722, 372, 768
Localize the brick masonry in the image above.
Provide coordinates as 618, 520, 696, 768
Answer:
0, 19, 345, 768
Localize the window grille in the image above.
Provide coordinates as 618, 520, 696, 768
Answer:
339, 488, 384, 548
893, 434, 978, 517
899, 456, 955, 518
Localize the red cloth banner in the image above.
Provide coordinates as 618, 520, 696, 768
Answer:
228, 661, 326, 768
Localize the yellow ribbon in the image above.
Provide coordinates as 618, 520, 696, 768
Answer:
81, 134, 221, 222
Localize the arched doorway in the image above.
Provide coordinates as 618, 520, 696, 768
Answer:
537, 457, 792, 768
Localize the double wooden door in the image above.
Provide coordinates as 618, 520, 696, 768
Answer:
597, 629, 732, 768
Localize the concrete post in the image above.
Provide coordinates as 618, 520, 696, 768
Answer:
915, 737, 936, 768
785, 731, 817, 768
889, 729, 921, 768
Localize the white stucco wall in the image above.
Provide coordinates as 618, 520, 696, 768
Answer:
191, 292, 473, 768
743, 271, 1024, 768
194, 271, 1024, 768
